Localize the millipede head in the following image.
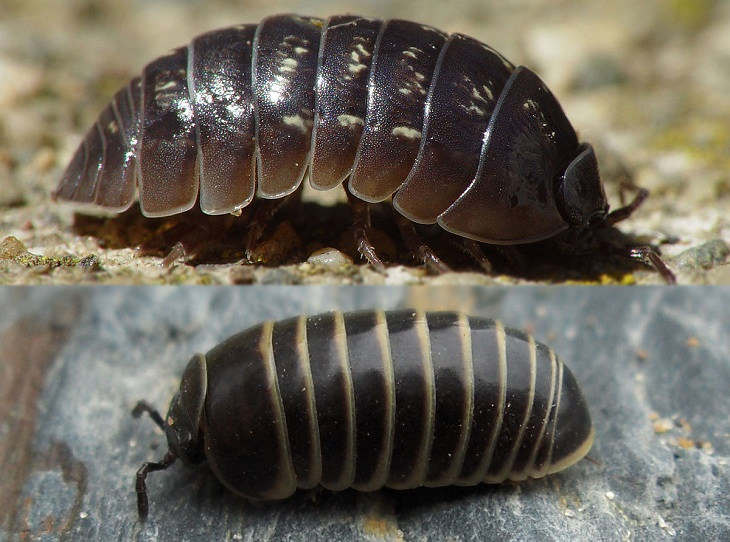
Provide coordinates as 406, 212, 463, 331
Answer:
132, 353, 208, 519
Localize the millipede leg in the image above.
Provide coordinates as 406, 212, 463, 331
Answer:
395, 215, 451, 274
132, 401, 177, 519
136, 451, 177, 520
345, 190, 386, 272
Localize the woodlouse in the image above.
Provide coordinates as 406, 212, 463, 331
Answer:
133, 310, 594, 518
54, 14, 673, 280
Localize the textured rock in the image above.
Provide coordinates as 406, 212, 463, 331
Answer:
1, 287, 728, 540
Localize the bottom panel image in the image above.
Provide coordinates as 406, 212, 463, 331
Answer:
1, 287, 728, 540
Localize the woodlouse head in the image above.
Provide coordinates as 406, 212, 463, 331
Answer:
556, 143, 609, 235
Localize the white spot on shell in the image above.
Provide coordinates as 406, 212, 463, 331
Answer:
337, 114, 364, 127
471, 84, 493, 102
294, 46, 309, 55
153, 75, 193, 121
391, 126, 421, 139
281, 57, 299, 72
267, 78, 286, 103
348, 47, 368, 75
155, 80, 179, 92
353, 43, 370, 57
348, 62, 368, 75
462, 103, 486, 116
404, 46, 423, 60
283, 114, 313, 132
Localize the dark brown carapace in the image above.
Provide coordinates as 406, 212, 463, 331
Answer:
54, 14, 675, 281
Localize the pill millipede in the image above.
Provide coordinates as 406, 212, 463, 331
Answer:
133, 310, 594, 519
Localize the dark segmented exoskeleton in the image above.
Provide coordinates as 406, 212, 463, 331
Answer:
54, 14, 674, 281
133, 310, 594, 518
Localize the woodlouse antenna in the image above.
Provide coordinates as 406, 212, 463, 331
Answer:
604, 186, 649, 227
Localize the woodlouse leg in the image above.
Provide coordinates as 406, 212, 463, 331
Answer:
460, 239, 494, 273
627, 246, 677, 284
161, 242, 187, 268
244, 196, 296, 262
496, 245, 527, 275
134, 214, 232, 268
395, 215, 451, 274
157, 227, 214, 268
133, 222, 190, 262
345, 190, 386, 272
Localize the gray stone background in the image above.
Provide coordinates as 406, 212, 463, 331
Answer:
1, 286, 728, 540
1, 0, 729, 284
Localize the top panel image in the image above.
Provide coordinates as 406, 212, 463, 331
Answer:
2, 0, 728, 284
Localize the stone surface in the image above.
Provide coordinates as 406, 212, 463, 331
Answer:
1, 287, 728, 540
